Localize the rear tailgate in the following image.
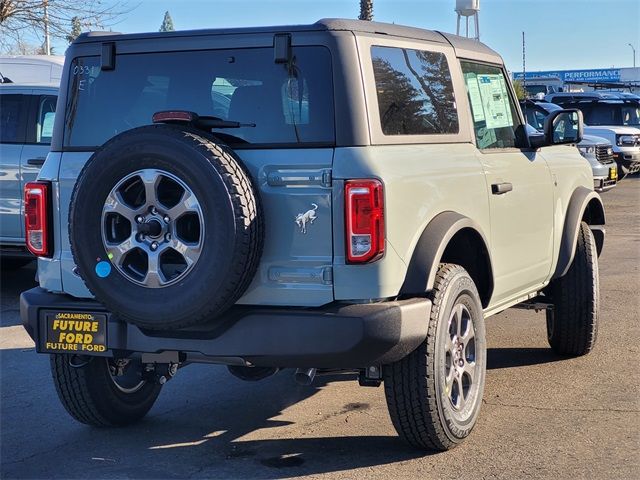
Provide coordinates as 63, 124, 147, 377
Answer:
49, 36, 337, 307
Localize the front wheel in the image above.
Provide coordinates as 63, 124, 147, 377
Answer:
50, 354, 162, 426
545, 221, 599, 356
384, 264, 486, 451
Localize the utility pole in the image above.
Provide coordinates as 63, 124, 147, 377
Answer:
629, 43, 636, 68
44, 0, 51, 55
522, 31, 526, 96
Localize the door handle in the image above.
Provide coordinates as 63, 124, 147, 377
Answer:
491, 182, 513, 195
26, 157, 46, 166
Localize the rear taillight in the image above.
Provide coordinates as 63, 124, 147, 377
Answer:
24, 181, 51, 257
345, 179, 385, 263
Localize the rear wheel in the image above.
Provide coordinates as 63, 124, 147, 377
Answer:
384, 264, 486, 451
545, 222, 599, 356
50, 354, 162, 426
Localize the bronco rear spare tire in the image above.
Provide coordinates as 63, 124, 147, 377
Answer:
69, 125, 263, 330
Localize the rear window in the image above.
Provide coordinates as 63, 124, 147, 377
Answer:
64, 46, 335, 148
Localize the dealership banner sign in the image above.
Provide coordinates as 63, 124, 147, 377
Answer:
513, 69, 621, 83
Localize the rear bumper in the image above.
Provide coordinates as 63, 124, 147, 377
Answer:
20, 287, 430, 368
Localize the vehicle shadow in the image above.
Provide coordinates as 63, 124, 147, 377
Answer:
40, 369, 429, 479
0, 261, 36, 327
487, 347, 565, 370
5, 346, 572, 478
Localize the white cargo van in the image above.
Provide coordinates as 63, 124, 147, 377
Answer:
0, 56, 64, 84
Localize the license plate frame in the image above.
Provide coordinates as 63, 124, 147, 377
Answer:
42, 311, 108, 355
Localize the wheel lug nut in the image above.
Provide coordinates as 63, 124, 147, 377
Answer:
150, 206, 157, 215
163, 215, 170, 223
165, 233, 171, 241
150, 241, 158, 251
136, 215, 144, 223
458, 360, 464, 367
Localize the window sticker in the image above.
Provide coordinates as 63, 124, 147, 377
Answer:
41, 112, 55, 138
476, 126, 497, 149
476, 74, 513, 129
464, 73, 486, 123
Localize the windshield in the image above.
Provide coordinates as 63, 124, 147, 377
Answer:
525, 85, 547, 96
64, 46, 335, 148
577, 102, 640, 127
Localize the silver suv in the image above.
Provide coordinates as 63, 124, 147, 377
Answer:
20, 19, 604, 451
521, 99, 618, 191
0, 83, 57, 268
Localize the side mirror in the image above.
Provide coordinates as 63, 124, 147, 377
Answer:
543, 109, 583, 145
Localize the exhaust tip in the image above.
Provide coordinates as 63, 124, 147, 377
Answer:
294, 368, 317, 386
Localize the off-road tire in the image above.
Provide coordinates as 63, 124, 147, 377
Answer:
50, 354, 162, 426
69, 124, 264, 330
384, 264, 486, 451
546, 222, 599, 356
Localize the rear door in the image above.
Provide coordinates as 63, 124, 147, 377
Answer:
0, 91, 30, 243
58, 42, 335, 306
461, 62, 554, 306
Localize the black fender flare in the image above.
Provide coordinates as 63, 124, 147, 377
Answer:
400, 211, 493, 305
552, 186, 605, 280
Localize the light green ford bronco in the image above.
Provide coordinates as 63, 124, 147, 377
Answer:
21, 19, 604, 451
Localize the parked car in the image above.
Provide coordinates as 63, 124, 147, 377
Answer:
0, 83, 58, 269
20, 19, 604, 451
521, 100, 617, 191
0, 55, 64, 84
546, 92, 640, 178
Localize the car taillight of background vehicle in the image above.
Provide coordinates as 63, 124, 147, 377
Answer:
345, 179, 385, 263
24, 182, 51, 257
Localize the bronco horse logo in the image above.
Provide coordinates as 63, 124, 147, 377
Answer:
295, 203, 318, 234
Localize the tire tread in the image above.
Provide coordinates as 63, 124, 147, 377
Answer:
384, 264, 474, 451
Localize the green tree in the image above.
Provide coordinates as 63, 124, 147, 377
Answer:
66, 15, 81, 43
372, 57, 423, 134
359, 0, 373, 21
159, 10, 174, 32
513, 79, 527, 100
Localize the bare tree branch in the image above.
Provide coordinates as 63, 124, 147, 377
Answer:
0, 0, 135, 53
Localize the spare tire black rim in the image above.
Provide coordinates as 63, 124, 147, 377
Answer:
101, 168, 204, 288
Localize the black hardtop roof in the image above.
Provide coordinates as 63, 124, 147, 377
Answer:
75, 17, 499, 58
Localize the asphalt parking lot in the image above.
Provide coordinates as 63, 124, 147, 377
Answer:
1, 177, 638, 480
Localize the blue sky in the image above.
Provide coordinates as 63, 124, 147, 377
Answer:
48, 0, 639, 72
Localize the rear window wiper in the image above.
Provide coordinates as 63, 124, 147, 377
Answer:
152, 111, 255, 129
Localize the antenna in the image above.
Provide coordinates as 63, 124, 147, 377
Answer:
455, 0, 480, 41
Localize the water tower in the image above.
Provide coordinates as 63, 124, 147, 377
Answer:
455, 0, 480, 41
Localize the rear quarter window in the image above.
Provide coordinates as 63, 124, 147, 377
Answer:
64, 46, 335, 148
371, 46, 459, 136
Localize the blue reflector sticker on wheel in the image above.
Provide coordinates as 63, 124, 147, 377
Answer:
95, 261, 111, 278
